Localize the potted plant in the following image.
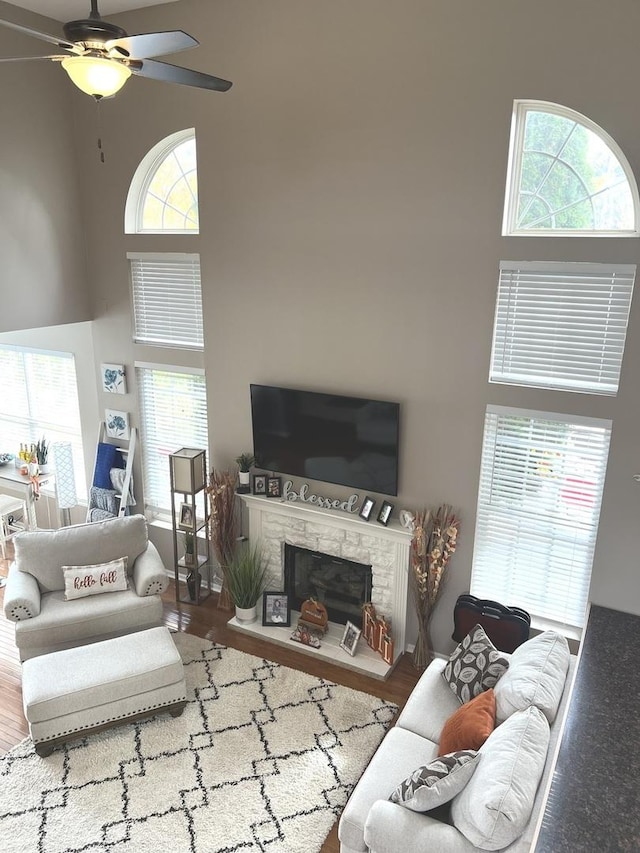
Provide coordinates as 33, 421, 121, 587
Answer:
35, 437, 49, 473
225, 541, 268, 623
235, 452, 255, 494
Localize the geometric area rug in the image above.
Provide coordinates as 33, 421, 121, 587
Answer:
0, 633, 398, 852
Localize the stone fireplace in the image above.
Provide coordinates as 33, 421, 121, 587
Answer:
236, 493, 412, 677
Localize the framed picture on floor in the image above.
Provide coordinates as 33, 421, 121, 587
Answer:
262, 591, 290, 627
340, 620, 362, 657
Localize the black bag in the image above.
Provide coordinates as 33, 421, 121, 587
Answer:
452, 594, 530, 653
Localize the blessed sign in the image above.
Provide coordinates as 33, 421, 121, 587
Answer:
282, 480, 360, 514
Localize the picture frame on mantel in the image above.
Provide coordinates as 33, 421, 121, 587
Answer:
252, 473, 267, 495
359, 496, 375, 521
377, 500, 394, 526
267, 476, 282, 498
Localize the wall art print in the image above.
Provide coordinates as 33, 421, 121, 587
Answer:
101, 363, 127, 394
105, 409, 130, 440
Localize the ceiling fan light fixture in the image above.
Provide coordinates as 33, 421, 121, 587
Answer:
61, 55, 131, 98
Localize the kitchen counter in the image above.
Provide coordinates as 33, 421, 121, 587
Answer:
534, 604, 640, 852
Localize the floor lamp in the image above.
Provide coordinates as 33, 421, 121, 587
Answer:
52, 442, 77, 527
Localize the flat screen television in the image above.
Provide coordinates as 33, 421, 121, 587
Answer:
250, 384, 400, 496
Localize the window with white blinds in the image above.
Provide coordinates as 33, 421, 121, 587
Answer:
490, 261, 635, 395
136, 364, 208, 513
0, 346, 87, 500
129, 253, 203, 349
470, 405, 611, 629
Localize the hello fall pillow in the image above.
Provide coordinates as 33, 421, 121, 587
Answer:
63, 556, 128, 600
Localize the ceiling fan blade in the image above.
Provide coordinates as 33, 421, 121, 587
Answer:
106, 31, 198, 60
0, 18, 76, 52
0, 55, 65, 63
132, 58, 232, 92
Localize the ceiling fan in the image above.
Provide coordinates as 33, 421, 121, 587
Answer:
0, 0, 232, 99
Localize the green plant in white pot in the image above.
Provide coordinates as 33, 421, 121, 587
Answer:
235, 452, 255, 494
226, 541, 268, 623
35, 437, 49, 473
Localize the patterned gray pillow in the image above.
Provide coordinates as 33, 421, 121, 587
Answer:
390, 750, 480, 812
443, 623, 510, 704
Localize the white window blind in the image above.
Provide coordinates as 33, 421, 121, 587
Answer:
490, 261, 635, 395
0, 346, 87, 500
136, 365, 208, 513
470, 405, 611, 628
129, 252, 203, 349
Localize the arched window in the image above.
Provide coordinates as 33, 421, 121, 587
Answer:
125, 128, 199, 234
503, 101, 639, 236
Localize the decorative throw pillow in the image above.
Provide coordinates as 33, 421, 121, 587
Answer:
390, 750, 480, 812
63, 557, 128, 600
438, 688, 496, 755
443, 623, 510, 704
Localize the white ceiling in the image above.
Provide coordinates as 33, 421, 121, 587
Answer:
2, 2, 176, 24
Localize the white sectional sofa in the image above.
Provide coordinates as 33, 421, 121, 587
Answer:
3, 515, 168, 661
339, 630, 575, 853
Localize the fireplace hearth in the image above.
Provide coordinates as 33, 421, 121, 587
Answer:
235, 493, 412, 677
285, 544, 372, 627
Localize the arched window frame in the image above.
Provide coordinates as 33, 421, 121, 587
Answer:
503, 100, 640, 237
125, 128, 199, 234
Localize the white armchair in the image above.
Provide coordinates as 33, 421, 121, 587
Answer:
3, 514, 168, 661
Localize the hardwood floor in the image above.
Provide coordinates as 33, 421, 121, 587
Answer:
0, 546, 420, 853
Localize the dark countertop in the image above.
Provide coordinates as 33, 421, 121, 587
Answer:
535, 604, 640, 853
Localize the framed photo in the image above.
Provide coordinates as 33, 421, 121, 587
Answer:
267, 476, 282, 498
262, 591, 291, 627
252, 473, 267, 495
178, 502, 194, 530
377, 500, 394, 526
340, 620, 362, 657
359, 496, 375, 521
101, 363, 126, 394
105, 409, 130, 440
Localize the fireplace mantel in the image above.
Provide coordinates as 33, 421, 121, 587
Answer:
238, 493, 413, 675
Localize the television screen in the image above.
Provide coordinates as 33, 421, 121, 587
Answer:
250, 384, 400, 496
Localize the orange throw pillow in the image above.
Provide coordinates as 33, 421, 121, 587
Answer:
438, 688, 496, 756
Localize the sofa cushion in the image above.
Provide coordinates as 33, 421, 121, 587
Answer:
494, 630, 570, 724
15, 515, 149, 593
395, 658, 462, 742
14, 587, 162, 659
63, 557, 129, 600
451, 705, 550, 851
390, 750, 480, 812
338, 726, 439, 852
443, 624, 510, 704
439, 688, 496, 756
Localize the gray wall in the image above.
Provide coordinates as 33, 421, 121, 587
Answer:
0, 1, 90, 332
6, 0, 640, 652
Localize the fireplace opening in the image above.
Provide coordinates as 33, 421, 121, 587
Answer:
284, 543, 372, 628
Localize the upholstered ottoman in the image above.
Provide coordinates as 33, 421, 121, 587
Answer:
22, 626, 187, 756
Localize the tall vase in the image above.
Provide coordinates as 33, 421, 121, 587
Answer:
412, 616, 433, 670
217, 566, 233, 611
